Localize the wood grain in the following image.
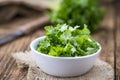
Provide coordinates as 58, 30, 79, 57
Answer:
115, 1, 120, 80
0, 16, 45, 80
93, 4, 114, 68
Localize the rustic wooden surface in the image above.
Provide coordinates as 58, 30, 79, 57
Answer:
115, 1, 120, 80
0, 1, 119, 80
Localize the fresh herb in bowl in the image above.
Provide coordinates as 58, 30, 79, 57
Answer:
37, 24, 99, 57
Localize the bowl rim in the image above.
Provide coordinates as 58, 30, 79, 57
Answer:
30, 36, 101, 59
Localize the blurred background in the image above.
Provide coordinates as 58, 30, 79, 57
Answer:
0, 0, 119, 80
0, 0, 115, 41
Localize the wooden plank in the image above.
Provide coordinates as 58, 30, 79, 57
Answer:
0, 17, 45, 80
0, 31, 45, 80
115, 1, 120, 80
92, 4, 114, 68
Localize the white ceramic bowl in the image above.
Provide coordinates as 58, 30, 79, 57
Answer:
30, 36, 101, 77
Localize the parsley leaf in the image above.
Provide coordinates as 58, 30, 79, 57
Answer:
49, 0, 105, 32
37, 24, 99, 57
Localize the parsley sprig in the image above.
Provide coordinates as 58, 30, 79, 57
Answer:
49, 0, 105, 32
37, 24, 99, 57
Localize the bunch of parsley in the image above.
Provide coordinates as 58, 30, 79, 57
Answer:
37, 24, 99, 57
49, 0, 105, 32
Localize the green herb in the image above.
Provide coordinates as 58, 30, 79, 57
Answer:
49, 0, 105, 32
37, 24, 99, 57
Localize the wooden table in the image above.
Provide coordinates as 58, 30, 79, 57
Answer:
0, 1, 119, 80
